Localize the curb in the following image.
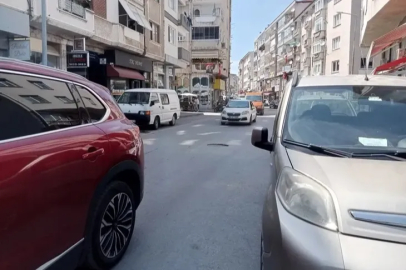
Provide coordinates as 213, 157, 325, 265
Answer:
180, 112, 204, 118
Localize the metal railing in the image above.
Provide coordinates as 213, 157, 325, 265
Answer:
58, 0, 86, 18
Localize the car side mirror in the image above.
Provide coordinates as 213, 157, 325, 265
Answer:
251, 127, 274, 151
150, 100, 155, 106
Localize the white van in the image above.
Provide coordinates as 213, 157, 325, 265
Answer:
117, 88, 181, 130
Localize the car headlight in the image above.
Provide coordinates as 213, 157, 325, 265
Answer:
276, 167, 338, 231
241, 110, 249, 115
222, 110, 227, 114
139, 111, 150, 115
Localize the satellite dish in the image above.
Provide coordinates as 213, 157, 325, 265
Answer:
306, 17, 312, 22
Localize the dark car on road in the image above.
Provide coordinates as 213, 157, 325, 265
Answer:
0, 58, 144, 270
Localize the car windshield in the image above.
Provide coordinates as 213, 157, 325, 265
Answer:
118, 92, 150, 104
245, 95, 262, 101
283, 85, 406, 152
227, 100, 249, 108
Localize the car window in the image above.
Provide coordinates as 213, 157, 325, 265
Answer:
150, 93, 160, 103
75, 85, 106, 122
0, 72, 81, 141
160, 93, 170, 105
118, 92, 150, 104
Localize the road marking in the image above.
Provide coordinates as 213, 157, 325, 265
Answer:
192, 124, 203, 127
203, 112, 220, 116
197, 132, 221, 136
177, 130, 185, 135
180, 140, 198, 145
227, 140, 242, 146
258, 115, 275, 118
143, 138, 156, 145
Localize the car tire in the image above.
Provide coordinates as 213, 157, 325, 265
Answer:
169, 114, 176, 126
221, 121, 225, 125
249, 115, 252, 125
253, 115, 257, 123
260, 235, 264, 270
152, 117, 160, 130
83, 181, 136, 270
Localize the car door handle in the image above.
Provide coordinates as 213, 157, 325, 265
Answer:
162, 106, 165, 109
82, 147, 104, 160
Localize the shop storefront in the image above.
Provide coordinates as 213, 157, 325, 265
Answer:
0, 5, 30, 59
104, 50, 152, 98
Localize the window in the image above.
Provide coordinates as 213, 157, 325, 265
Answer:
194, 9, 200, 16
0, 72, 82, 141
21, 95, 51, 104
333, 13, 341, 27
332, 36, 340, 50
168, 0, 175, 10
313, 61, 322, 74
28, 81, 53, 90
314, 17, 323, 32
315, 0, 323, 12
150, 93, 160, 102
332, 60, 340, 73
55, 96, 75, 104
0, 78, 20, 88
150, 22, 160, 43
192, 27, 220, 40
168, 26, 175, 44
76, 85, 106, 122
313, 41, 321, 54
160, 93, 170, 105
360, 58, 373, 69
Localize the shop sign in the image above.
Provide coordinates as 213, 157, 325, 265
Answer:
9, 40, 30, 61
67, 51, 89, 68
114, 50, 153, 72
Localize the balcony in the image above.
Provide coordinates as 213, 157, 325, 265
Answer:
192, 40, 221, 51
32, 0, 94, 37
193, 13, 221, 26
303, 57, 311, 67
94, 16, 143, 54
361, 0, 406, 45
313, 30, 326, 40
313, 52, 324, 62
178, 13, 191, 31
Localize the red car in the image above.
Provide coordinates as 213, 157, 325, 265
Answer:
0, 58, 144, 270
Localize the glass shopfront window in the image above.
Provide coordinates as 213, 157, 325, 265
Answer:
30, 52, 60, 68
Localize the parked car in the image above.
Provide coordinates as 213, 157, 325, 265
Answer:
117, 88, 181, 130
252, 72, 406, 270
0, 57, 144, 270
221, 100, 257, 125
269, 99, 279, 109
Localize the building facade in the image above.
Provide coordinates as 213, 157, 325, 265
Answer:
238, 51, 253, 92
229, 73, 238, 95
0, 0, 180, 97
189, 0, 231, 109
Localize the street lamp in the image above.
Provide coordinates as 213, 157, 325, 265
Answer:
41, 0, 47, 65
336, 11, 360, 75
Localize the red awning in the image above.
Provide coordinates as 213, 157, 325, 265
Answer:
374, 56, 406, 74
371, 23, 406, 56
107, 65, 145, 80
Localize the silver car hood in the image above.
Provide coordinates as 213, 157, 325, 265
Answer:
286, 148, 406, 243
224, 108, 249, 113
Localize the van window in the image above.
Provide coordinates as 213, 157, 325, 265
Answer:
150, 93, 160, 103
160, 93, 170, 105
0, 72, 81, 141
118, 92, 150, 104
75, 85, 106, 122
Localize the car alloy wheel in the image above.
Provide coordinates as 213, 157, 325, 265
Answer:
99, 193, 134, 259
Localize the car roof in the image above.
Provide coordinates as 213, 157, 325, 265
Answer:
297, 75, 406, 88
125, 88, 176, 93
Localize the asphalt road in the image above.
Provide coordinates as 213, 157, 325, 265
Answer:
114, 109, 277, 270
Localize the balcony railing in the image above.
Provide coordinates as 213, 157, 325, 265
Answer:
58, 0, 86, 18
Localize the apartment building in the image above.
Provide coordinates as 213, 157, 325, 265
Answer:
238, 51, 254, 92
229, 73, 238, 94
360, 0, 406, 76
155, 0, 191, 89
252, 0, 311, 97
0, 0, 168, 95
189, 0, 231, 109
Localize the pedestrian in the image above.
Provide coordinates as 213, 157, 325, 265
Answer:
195, 96, 200, 111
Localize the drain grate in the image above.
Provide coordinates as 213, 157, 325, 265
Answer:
207, 143, 229, 147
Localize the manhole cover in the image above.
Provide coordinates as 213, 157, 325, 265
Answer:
207, 143, 229, 147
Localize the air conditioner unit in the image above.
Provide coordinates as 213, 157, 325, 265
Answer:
178, 36, 186, 41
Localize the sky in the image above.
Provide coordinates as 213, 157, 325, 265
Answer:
230, 0, 290, 74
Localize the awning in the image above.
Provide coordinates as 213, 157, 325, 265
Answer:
374, 56, 406, 74
118, 0, 152, 31
371, 23, 406, 56
107, 65, 145, 80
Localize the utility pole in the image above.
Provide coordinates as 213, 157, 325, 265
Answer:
41, 0, 48, 65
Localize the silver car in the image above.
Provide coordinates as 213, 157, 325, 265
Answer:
252, 72, 406, 270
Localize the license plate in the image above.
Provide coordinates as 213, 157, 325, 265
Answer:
229, 116, 238, 119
